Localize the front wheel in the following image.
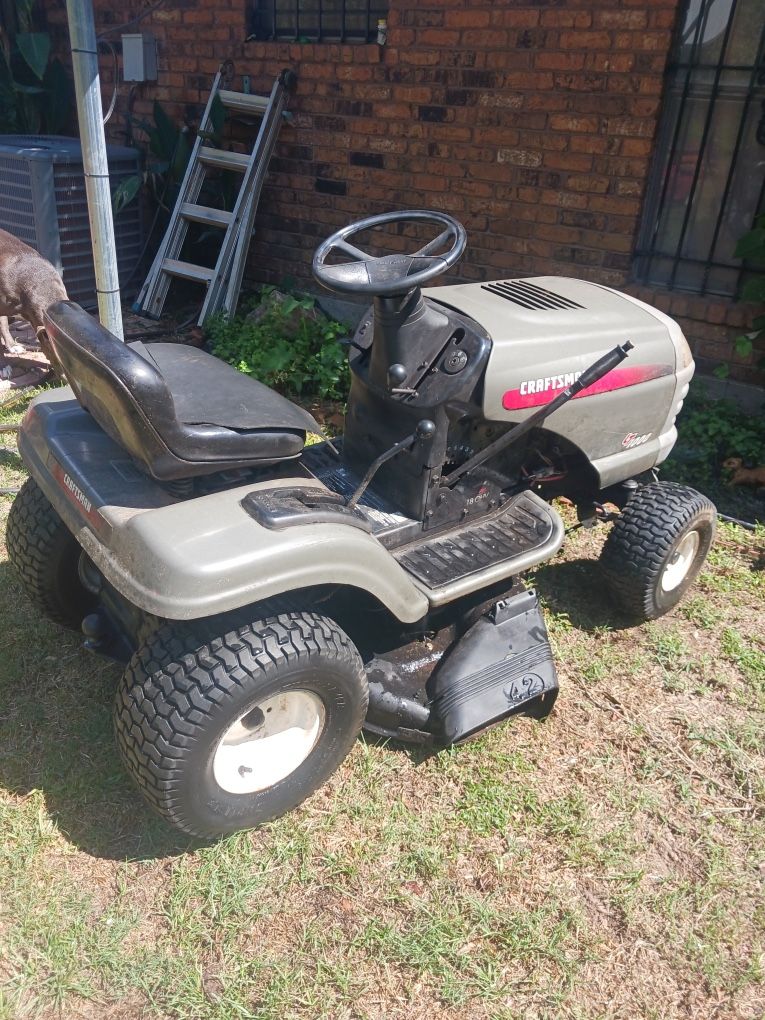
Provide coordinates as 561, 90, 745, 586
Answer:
599, 481, 716, 622
114, 610, 368, 837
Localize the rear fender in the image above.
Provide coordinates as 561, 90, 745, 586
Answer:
96, 484, 430, 622
17, 391, 430, 624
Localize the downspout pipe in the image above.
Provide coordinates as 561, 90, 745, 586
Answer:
65, 0, 124, 340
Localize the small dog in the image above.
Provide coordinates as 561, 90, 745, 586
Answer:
0, 228, 68, 360
722, 457, 765, 488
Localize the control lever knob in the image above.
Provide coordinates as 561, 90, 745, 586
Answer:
387, 363, 407, 388
415, 419, 436, 442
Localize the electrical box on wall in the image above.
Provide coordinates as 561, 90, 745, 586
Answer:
122, 33, 158, 82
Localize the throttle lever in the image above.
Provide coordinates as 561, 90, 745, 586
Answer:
347, 420, 436, 510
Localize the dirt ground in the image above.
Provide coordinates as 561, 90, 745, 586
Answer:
0, 388, 763, 1020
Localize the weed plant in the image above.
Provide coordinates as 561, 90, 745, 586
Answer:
207, 288, 350, 401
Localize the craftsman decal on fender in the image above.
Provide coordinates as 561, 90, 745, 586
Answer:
62, 472, 92, 512
502, 363, 673, 411
50, 460, 112, 541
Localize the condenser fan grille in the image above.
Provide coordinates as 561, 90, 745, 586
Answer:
481, 280, 584, 310
0, 136, 142, 309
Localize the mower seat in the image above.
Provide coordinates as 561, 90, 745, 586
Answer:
43, 301, 320, 481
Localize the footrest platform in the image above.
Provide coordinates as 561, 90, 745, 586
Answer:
395, 490, 563, 597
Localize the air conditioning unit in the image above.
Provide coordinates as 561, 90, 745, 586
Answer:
0, 134, 143, 310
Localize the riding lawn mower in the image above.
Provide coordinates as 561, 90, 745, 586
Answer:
6, 210, 716, 837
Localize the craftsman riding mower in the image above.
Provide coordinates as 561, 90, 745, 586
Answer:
7, 210, 716, 837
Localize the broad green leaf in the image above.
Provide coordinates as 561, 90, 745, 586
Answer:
734, 335, 754, 358
152, 100, 179, 161
733, 227, 765, 260
12, 82, 44, 94
42, 58, 73, 133
741, 277, 765, 303
171, 128, 191, 180
112, 174, 142, 213
16, 32, 50, 81
15, 0, 37, 32
210, 93, 226, 138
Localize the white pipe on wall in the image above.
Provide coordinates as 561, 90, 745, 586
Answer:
65, 0, 124, 339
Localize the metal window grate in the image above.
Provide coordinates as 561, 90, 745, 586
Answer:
250, 0, 387, 43
635, 0, 765, 297
481, 280, 585, 311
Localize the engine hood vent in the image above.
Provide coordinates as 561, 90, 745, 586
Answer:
481, 280, 584, 311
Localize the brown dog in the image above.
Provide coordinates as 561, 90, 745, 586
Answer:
722, 457, 765, 488
0, 228, 68, 359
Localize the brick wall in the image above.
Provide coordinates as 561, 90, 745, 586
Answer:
47, 0, 764, 381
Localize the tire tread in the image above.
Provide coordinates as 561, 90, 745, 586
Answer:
600, 481, 715, 621
6, 477, 90, 628
114, 611, 367, 837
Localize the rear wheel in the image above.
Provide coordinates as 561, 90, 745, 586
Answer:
6, 477, 93, 630
600, 481, 716, 622
114, 610, 368, 837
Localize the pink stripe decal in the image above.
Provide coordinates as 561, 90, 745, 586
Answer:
501, 363, 673, 411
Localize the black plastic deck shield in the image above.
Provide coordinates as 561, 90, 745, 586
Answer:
427, 588, 558, 744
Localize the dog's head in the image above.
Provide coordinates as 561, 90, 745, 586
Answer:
722, 457, 743, 470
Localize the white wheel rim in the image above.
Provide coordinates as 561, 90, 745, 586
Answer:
212, 690, 325, 795
660, 530, 700, 593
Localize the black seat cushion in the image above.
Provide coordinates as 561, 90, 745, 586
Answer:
44, 301, 321, 481
131, 341, 318, 432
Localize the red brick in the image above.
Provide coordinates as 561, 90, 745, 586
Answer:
444, 10, 491, 29
548, 114, 600, 133
543, 151, 594, 172
559, 31, 613, 50
585, 53, 636, 72
418, 29, 461, 47
535, 52, 586, 71
461, 29, 509, 48
490, 10, 542, 28
497, 148, 543, 168
182, 10, 214, 24
594, 11, 648, 30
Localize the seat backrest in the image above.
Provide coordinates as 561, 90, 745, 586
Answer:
44, 300, 184, 478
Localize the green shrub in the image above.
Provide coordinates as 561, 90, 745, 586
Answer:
729, 212, 765, 375
662, 388, 765, 488
207, 289, 350, 401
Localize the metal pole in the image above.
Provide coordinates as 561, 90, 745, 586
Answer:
65, 0, 124, 339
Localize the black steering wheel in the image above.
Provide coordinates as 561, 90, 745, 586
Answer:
312, 209, 467, 297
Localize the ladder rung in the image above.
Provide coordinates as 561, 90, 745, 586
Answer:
198, 146, 250, 172
179, 203, 232, 228
218, 90, 269, 115
162, 259, 215, 284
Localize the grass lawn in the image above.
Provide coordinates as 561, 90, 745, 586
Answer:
1, 388, 764, 1020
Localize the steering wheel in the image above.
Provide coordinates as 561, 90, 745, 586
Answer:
312, 210, 467, 297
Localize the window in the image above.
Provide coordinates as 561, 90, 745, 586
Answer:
249, 1, 388, 44
635, 0, 765, 296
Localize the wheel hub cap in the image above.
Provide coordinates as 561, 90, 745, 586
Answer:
213, 690, 325, 795
660, 530, 700, 593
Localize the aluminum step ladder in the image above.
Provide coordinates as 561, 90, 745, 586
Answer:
134, 67, 296, 325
